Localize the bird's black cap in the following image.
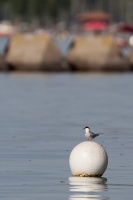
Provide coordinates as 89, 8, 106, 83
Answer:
82, 126, 89, 130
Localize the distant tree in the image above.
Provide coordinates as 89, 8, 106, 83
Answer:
0, 0, 133, 25
10, 0, 28, 20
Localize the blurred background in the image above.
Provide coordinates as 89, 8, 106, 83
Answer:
0, 0, 133, 71
0, 0, 133, 27
0, 1, 133, 200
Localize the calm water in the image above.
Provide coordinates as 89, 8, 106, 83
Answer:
0, 72, 133, 200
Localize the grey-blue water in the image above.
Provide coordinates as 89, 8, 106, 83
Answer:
0, 72, 133, 200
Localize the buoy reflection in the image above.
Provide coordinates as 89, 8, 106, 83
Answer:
69, 176, 108, 200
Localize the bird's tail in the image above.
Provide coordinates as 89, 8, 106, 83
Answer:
95, 133, 104, 137
95, 134, 100, 137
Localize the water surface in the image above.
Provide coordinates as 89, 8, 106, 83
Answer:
0, 72, 133, 200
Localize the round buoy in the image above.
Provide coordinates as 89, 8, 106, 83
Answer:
69, 141, 108, 177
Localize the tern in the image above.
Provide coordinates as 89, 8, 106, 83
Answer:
82, 126, 103, 141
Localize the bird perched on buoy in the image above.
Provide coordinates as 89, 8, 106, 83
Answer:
82, 126, 103, 141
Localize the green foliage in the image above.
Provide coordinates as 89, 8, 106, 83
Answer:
0, 0, 133, 24
10, 0, 27, 15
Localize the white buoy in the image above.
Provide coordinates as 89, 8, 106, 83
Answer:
69, 141, 108, 177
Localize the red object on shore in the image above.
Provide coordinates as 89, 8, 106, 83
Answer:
83, 21, 107, 31
118, 24, 133, 33
77, 11, 110, 31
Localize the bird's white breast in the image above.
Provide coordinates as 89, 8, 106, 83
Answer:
85, 132, 91, 138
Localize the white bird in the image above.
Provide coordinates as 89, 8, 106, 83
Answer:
82, 126, 103, 141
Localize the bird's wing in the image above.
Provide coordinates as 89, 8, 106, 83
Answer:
90, 131, 104, 135
90, 131, 104, 138
90, 131, 95, 136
